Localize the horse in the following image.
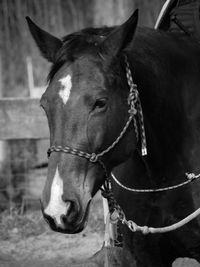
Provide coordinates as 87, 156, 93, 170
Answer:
27, 9, 200, 266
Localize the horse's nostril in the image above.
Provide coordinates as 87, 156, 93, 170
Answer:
62, 196, 78, 215
63, 200, 79, 223
42, 198, 80, 230
65, 201, 72, 216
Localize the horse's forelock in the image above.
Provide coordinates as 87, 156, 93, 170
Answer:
47, 27, 115, 83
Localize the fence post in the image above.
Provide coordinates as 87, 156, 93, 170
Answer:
0, 53, 11, 210
26, 56, 34, 97
0, 53, 6, 166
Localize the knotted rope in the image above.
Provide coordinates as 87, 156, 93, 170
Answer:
125, 55, 147, 156
101, 173, 200, 235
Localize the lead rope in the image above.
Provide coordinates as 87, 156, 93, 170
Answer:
101, 178, 123, 248
110, 172, 200, 193
102, 175, 200, 235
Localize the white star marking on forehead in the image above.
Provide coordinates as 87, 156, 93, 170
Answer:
58, 74, 72, 104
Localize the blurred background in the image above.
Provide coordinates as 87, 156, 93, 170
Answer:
0, 1, 165, 266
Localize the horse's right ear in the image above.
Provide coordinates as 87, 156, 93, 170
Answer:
100, 9, 138, 60
26, 17, 63, 63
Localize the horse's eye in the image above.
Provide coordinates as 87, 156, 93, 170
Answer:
93, 97, 108, 111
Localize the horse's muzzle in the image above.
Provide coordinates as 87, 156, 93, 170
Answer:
41, 199, 91, 234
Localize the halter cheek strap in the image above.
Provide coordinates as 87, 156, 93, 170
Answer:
125, 56, 147, 156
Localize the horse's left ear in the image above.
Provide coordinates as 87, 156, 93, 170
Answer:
26, 16, 63, 62
101, 9, 138, 59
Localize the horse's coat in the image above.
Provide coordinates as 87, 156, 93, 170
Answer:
27, 10, 200, 267
59, 74, 72, 104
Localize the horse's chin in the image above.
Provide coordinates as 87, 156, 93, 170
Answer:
53, 221, 86, 234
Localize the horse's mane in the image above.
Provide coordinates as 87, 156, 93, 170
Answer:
48, 26, 115, 82
47, 24, 200, 85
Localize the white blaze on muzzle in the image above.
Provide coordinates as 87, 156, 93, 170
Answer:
44, 167, 69, 226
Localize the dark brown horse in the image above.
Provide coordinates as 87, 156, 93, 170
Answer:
27, 10, 200, 266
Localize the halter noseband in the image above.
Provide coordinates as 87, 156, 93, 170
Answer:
47, 55, 147, 170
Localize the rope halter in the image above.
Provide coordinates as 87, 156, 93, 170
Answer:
46, 55, 200, 235
47, 55, 147, 166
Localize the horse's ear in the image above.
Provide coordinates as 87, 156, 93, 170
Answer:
26, 16, 63, 62
101, 9, 138, 59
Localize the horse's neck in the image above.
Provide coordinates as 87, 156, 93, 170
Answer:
112, 151, 153, 220
126, 30, 200, 183
139, 92, 189, 184
143, 121, 188, 185
113, 151, 152, 189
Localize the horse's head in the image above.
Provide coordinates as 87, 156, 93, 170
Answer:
27, 10, 138, 234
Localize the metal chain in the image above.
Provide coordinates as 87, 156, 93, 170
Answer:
110, 172, 200, 193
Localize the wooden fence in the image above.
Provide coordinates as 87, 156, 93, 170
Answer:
0, 97, 49, 140
0, 97, 49, 210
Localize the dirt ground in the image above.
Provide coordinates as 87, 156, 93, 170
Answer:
0, 192, 200, 267
0, 231, 103, 267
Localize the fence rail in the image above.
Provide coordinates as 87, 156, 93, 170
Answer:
0, 97, 49, 210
